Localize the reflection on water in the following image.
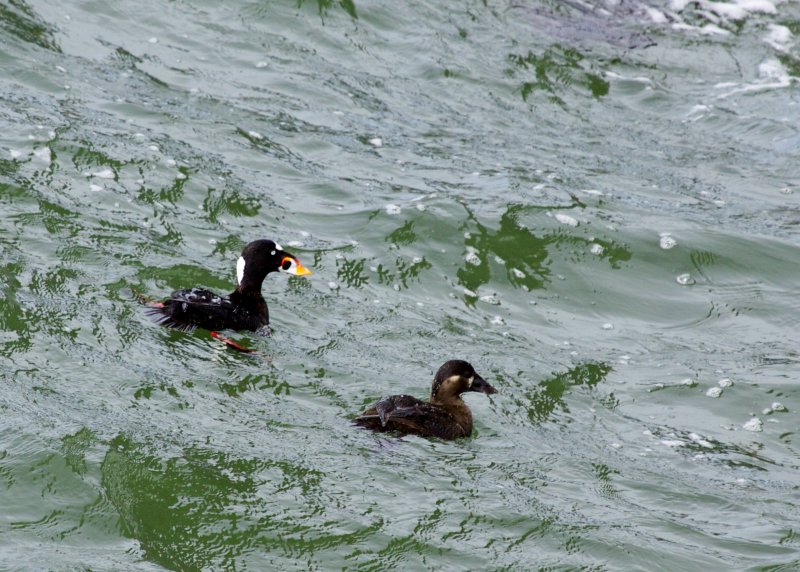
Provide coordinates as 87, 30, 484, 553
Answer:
458, 202, 631, 297
507, 46, 610, 103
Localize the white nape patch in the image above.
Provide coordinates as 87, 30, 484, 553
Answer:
274, 242, 283, 251
236, 256, 246, 285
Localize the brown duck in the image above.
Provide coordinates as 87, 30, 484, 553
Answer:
353, 360, 497, 439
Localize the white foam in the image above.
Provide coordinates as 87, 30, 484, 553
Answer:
511, 268, 526, 279
33, 147, 51, 164
764, 24, 792, 51
554, 213, 579, 226
590, 243, 605, 255
490, 315, 505, 325
368, 137, 383, 147
91, 168, 115, 179
248, 131, 263, 140
771, 402, 787, 412
90, 184, 103, 192
661, 439, 684, 447
743, 417, 763, 432
718, 378, 734, 388
9, 149, 21, 159
706, 387, 723, 398
659, 235, 677, 249
480, 294, 500, 305
602, 323, 614, 330
676, 273, 695, 285
644, 6, 668, 23
465, 246, 481, 266
385, 204, 401, 215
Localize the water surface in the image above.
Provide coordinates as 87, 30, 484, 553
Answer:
1, 0, 799, 570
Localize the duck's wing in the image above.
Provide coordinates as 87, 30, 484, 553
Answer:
354, 395, 466, 439
145, 288, 233, 331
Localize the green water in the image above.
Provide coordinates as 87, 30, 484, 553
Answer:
1, 0, 799, 570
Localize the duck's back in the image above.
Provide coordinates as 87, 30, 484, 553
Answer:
354, 395, 470, 440
149, 288, 267, 332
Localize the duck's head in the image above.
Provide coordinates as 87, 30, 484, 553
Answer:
236, 239, 312, 288
430, 360, 496, 404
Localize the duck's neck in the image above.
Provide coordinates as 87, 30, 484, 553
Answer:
429, 393, 473, 436
231, 275, 266, 301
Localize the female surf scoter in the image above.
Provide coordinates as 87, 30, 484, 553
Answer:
353, 360, 496, 440
147, 239, 311, 334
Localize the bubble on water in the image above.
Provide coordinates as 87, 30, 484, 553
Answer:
659, 234, 677, 249
368, 137, 383, 147
480, 294, 500, 305
742, 417, 763, 432
511, 268, 526, 279
590, 243, 604, 255
718, 378, 734, 388
328, 282, 339, 290
602, 323, 613, 330
771, 402, 787, 412
255, 61, 268, 68
706, 387, 723, 398
465, 246, 481, 266
554, 213, 578, 226
676, 273, 695, 285
385, 204, 401, 215
148, 37, 158, 44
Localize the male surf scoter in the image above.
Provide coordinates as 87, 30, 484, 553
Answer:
147, 239, 311, 335
353, 360, 497, 440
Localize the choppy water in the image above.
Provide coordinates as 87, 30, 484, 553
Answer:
1, 0, 799, 570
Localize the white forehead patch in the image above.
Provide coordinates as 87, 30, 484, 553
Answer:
236, 256, 246, 285
274, 242, 283, 251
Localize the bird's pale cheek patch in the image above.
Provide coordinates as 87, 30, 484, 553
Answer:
236, 256, 246, 285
